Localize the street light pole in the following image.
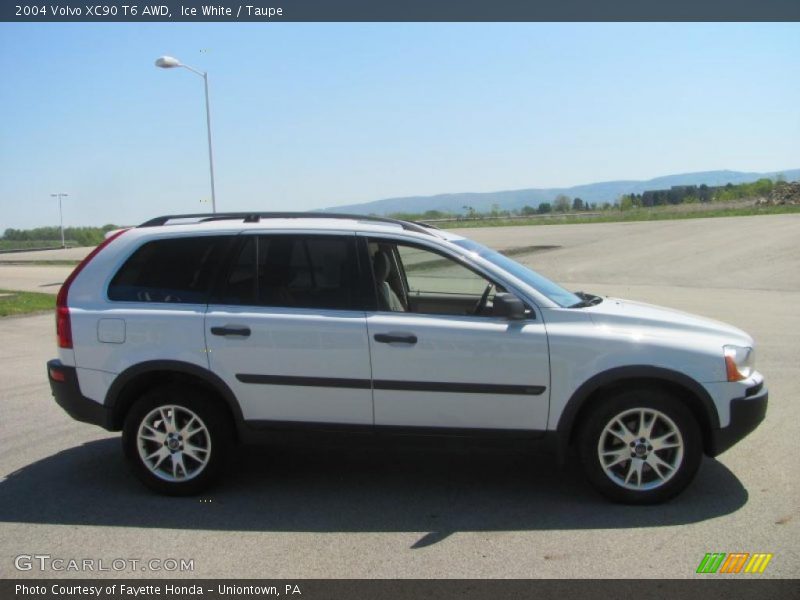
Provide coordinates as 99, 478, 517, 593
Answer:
155, 56, 217, 213
202, 71, 217, 214
50, 193, 69, 248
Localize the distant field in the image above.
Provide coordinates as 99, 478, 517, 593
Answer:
439, 203, 800, 229
0, 240, 77, 252
0, 259, 80, 266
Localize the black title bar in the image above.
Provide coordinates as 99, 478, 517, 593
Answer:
3, 0, 800, 22
3, 579, 799, 600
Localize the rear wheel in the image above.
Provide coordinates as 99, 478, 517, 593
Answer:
578, 388, 702, 504
122, 385, 232, 495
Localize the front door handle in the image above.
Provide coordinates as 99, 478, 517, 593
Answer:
374, 332, 418, 345
210, 325, 251, 337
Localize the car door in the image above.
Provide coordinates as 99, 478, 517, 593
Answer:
362, 236, 551, 433
205, 232, 374, 425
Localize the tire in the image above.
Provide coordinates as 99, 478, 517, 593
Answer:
122, 385, 233, 496
577, 388, 702, 504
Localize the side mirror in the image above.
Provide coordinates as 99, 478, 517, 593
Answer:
493, 293, 528, 320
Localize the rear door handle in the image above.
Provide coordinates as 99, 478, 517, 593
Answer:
374, 332, 418, 345
210, 325, 251, 337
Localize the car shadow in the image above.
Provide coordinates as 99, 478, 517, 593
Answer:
0, 437, 748, 547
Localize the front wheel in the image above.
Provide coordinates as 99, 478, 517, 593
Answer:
578, 389, 702, 504
122, 386, 232, 495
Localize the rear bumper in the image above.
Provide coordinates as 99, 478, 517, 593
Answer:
47, 359, 113, 430
707, 384, 768, 456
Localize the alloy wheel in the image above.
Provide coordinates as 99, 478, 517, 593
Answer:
136, 405, 212, 482
597, 407, 684, 491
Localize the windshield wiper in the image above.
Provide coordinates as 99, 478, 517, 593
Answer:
569, 291, 604, 309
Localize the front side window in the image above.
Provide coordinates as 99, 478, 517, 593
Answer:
453, 238, 581, 308
398, 244, 492, 296
108, 236, 233, 303
216, 235, 362, 310
368, 240, 503, 317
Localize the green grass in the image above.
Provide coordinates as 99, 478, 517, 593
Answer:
0, 289, 55, 317
444, 203, 800, 229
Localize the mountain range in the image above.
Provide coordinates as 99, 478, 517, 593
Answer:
324, 169, 800, 215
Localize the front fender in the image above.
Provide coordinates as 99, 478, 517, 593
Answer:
553, 365, 719, 463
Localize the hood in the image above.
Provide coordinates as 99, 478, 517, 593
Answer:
587, 297, 753, 347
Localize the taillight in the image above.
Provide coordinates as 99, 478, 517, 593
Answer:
56, 304, 72, 349
56, 229, 129, 349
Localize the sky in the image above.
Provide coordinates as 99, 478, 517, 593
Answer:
0, 22, 798, 229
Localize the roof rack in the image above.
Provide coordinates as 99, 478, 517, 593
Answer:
138, 212, 440, 237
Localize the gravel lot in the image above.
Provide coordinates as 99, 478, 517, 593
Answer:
0, 214, 797, 578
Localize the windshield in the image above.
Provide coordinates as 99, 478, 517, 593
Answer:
453, 239, 581, 308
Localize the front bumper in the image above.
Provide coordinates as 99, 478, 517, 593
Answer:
707, 382, 768, 456
47, 359, 113, 430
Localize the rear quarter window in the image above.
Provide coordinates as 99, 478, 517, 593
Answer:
108, 236, 233, 303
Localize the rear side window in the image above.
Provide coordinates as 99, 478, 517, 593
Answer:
216, 234, 362, 310
108, 236, 233, 303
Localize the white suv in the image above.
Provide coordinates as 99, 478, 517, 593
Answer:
47, 213, 767, 503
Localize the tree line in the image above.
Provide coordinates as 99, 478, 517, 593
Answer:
4, 177, 788, 240
619, 178, 780, 210
2, 225, 120, 247
389, 195, 597, 222
389, 176, 788, 222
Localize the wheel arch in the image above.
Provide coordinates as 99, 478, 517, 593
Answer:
106, 360, 245, 439
556, 366, 720, 460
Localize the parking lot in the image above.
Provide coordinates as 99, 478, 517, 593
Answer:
0, 214, 798, 578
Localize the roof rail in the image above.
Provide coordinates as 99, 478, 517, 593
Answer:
137, 212, 440, 236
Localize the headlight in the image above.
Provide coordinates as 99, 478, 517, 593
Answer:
723, 345, 755, 381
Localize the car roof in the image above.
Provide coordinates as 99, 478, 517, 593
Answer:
131, 212, 466, 242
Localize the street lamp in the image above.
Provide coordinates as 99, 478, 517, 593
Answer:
155, 55, 217, 213
50, 193, 69, 248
